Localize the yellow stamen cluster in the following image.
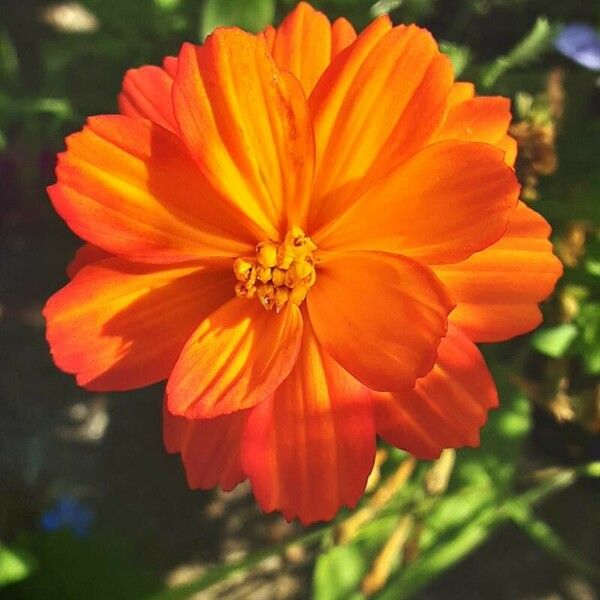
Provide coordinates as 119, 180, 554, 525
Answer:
234, 226, 317, 312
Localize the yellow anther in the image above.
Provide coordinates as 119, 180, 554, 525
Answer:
288, 258, 314, 285
257, 283, 276, 310
233, 257, 256, 284
256, 266, 272, 283
235, 281, 257, 299
274, 287, 290, 313
256, 242, 278, 268
271, 268, 285, 287
285, 226, 317, 254
289, 285, 308, 306
234, 227, 317, 311
276, 246, 295, 270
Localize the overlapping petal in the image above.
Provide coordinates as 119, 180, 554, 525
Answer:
373, 325, 498, 459
434, 202, 563, 342
166, 300, 303, 419
163, 403, 246, 491
172, 29, 315, 234
242, 321, 375, 524
308, 20, 453, 229
307, 251, 454, 391
50, 115, 260, 263
44, 259, 231, 390
66, 244, 111, 278
435, 94, 516, 166
118, 64, 178, 132
266, 1, 356, 97
315, 141, 520, 264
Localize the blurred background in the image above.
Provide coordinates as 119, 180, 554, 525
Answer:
0, 0, 599, 598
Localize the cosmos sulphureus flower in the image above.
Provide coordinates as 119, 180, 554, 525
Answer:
44, 2, 562, 523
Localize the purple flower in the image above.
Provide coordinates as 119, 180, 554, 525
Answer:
41, 496, 94, 537
555, 24, 600, 71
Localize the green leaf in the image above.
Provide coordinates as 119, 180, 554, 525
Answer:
0, 545, 35, 588
200, 0, 275, 39
313, 544, 367, 600
509, 504, 600, 580
481, 17, 555, 88
10, 532, 158, 599
531, 323, 579, 358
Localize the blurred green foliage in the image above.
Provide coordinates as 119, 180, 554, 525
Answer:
1, 0, 599, 599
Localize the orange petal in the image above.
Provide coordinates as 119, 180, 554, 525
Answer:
307, 252, 454, 391
242, 322, 375, 524
172, 30, 315, 234
434, 96, 515, 166
118, 65, 177, 132
447, 81, 475, 108
163, 403, 246, 492
373, 325, 498, 459
44, 259, 231, 390
497, 134, 518, 167
166, 299, 303, 419
269, 2, 356, 97
435, 96, 510, 146
315, 141, 519, 265
67, 244, 111, 278
434, 202, 563, 342
50, 115, 259, 263
308, 21, 453, 230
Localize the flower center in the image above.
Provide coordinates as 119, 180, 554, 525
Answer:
233, 226, 317, 313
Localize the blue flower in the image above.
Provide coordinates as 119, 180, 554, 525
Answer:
555, 23, 600, 71
41, 496, 94, 538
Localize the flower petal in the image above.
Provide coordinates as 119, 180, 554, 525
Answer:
163, 403, 246, 492
50, 115, 258, 263
373, 325, 498, 459
434, 202, 563, 342
308, 21, 453, 230
447, 81, 475, 107
315, 141, 520, 264
172, 30, 315, 235
166, 299, 303, 419
269, 1, 356, 96
307, 252, 454, 391
67, 244, 111, 278
435, 96, 511, 146
44, 259, 231, 390
118, 65, 178, 132
242, 322, 375, 524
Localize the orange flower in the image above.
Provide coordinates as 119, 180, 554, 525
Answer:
44, 2, 562, 524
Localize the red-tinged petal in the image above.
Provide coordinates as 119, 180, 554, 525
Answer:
166, 299, 303, 419
163, 403, 246, 492
162, 55, 178, 78
242, 321, 375, 524
44, 259, 231, 390
373, 325, 498, 459
308, 22, 453, 230
118, 65, 177, 132
172, 31, 315, 235
434, 202, 563, 342
67, 244, 111, 278
307, 252, 454, 392
315, 141, 519, 264
269, 2, 356, 97
50, 115, 259, 263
